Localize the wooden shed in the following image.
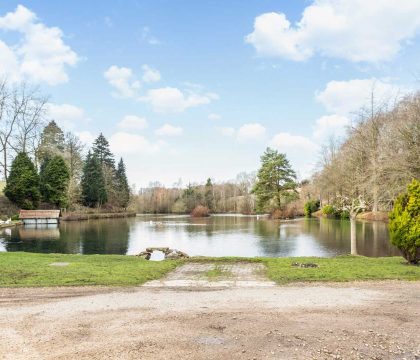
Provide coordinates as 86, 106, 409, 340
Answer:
19, 210, 61, 225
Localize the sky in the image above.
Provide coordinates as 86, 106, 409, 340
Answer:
1, 0, 420, 188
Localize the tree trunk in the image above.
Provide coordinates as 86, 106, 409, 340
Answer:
350, 216, 357, 255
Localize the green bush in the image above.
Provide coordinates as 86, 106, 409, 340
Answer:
340, 210, 350, 219
11, 214, 20, 221
389, 179, 420, 264
304, 200, 320, 217
322, 205, 336, 215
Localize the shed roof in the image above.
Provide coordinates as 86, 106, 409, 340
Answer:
19, 210, 60, 219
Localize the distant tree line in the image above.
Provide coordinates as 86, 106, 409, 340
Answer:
1, 80, 130, 211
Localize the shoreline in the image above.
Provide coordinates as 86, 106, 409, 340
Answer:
60, 212, 136, 221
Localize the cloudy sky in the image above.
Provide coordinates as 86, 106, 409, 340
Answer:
1, 0, 420, 187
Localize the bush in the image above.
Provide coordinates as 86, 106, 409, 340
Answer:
322, 205, 336, 216
340, 210, 350, 219
191, 205, 210, 218
11, 214, 20, 221
389, 179, 420, 264
304, 200, 320, 217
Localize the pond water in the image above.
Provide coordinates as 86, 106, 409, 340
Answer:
0, 215, 399, 258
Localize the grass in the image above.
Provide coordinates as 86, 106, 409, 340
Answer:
204, 265, 232, 281
0, 252, 181, 287
0, 252, 418, 287
261, 255, 420, 284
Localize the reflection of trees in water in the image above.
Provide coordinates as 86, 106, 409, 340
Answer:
4, 226, 69, 253
67, 219, 130, 255
254, 220, 297, 256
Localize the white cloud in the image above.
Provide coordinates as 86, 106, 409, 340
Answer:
313, 114, 349, 140
237, 123, 266, 142
246, 0, 420, 63
155, 124, 183, 137
270, 132, 315, 150
316, 78, 402, 116
208, 113, 221, 121
0, 5, 78, 85
118, 115, 148, 131
104, 65, 140, 98
141, 87, 217, 113
46, 103, 88, 131
142, 64, 161, 83
216, 127, 235, 137
141, 26, 161, 45
76, 130, 96, 146
110, 132, 163, 155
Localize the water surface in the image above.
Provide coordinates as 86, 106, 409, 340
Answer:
0, 215, 399, 257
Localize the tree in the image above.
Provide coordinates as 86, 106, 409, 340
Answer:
115, 158, 130, 208
40, 155, 70, 208
204, 178, 214, 212
36, 121, 65, 166
81, 151, 107, 207
4, 152, 40, 209
389, 179, 420, 264
92, 133, 115, 168
252, 148, 297, 212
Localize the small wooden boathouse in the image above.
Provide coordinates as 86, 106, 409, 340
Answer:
19, 210, 61, 225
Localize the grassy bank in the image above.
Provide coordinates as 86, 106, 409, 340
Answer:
0, 253, 418, 287
0, 252, 180, 287
61, 212, 136, 221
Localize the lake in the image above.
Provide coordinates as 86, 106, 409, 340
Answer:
0, 215, 399, 257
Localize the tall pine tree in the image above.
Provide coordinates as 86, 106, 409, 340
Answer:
4, 152, 41, 209
252, 147, 297, 212
37, 121, 66, 166
40, 155, 70, 208
81, 151, 107, 207
204, 178, 214, 211
116, 158, 130, 208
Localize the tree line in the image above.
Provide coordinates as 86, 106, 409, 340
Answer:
1, 80, 130, 211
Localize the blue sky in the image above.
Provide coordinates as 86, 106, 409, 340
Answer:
1, 0, 420, 187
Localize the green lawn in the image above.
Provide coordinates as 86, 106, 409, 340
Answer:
0, 252, 180, 287
0, 252, 418, 287
262, 255, 420, 284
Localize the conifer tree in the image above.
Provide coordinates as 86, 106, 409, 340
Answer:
4, 152, 40, 209
37, 121, 65, 166
92, 133, 115, 168
204, 178, 214, 211
81, 151, 107, 207
252, 147, 297, 212
116, 158, 130, 208
40, 155, 70, 208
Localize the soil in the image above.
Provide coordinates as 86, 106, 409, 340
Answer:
0, 263, 419, 360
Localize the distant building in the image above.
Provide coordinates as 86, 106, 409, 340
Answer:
19, 210, 61, 226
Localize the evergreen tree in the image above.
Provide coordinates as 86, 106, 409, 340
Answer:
81, 151, 107, 207
40, 155, 70, 208
92, 133, 115, 168
37, 121, 65, 166
252, 147, 297, 212
115, 158, 130, 208
204, 178, 214, 211
4, 152, 40, 209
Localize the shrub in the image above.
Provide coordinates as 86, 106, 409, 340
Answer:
191, 205, 210, 218
389, 179, 420, 264
304, 200, 320, 217
340, 210, 350, 219
322, 205, 336, 216
11, 214, 20, 221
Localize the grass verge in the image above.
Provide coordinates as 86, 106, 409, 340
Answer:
0, 253, 418, 287
0, 252, 180, 287
261, 255, 420, 284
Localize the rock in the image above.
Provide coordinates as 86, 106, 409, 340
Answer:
136, 251, 152, 260
291, 262, 319, 268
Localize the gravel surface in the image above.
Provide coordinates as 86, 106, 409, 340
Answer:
0, 264, 419, 359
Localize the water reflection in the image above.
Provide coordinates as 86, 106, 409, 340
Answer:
0, 215, 399, 257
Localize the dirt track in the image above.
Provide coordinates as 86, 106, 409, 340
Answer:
0, 265, 419, 359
